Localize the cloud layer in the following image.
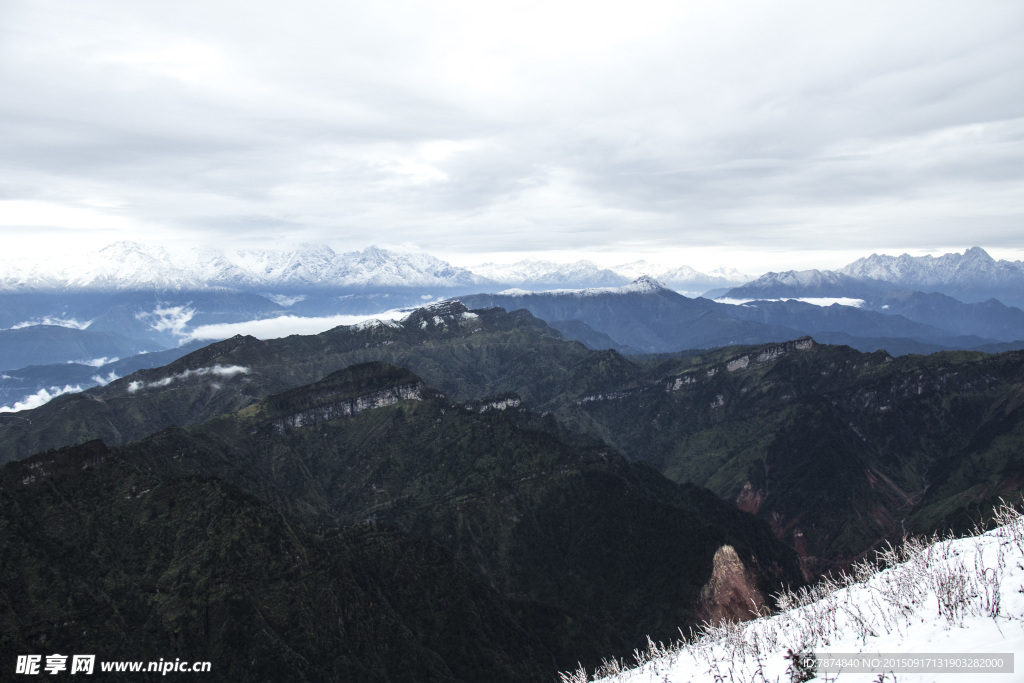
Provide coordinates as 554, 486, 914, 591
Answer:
2, 0, 1022, 265
187, 311, 410, 341
0, 385, 83, 413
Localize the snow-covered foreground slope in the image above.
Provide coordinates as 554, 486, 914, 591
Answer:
566, 505, 1024, 683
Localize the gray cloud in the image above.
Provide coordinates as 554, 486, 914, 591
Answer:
2, 0, 1022, 264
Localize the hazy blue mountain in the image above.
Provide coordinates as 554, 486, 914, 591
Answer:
722, 269, 888, 300
0, 325, 161, 370
865, 289, 1024, 341
721, 298, 1000, 349
0, 290, 286, 351
718, 284, 1024, 352
463, 279, 1018, 356
83, 290, 287, 347
0, 340, 210, 407
461, 278, 802, 353
546, 319, 637, 353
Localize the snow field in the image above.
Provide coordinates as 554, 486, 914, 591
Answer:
563, 502, 1024, 683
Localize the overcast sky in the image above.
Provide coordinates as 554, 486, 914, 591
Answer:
1, 0, 1022, 273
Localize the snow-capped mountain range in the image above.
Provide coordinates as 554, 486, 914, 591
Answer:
469, 259, 627, 289
723, 248, 1024, 308
0, 242, 493, 291
841, 246, 1024, 287
0, 241, 754, 294
469, 259, 749, 292
4, 242, 1024, 310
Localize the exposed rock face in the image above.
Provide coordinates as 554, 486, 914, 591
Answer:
736, 482, 765, 514
266, 382, 426, 435
697, 545, 766, 625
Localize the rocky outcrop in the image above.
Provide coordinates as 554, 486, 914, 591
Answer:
697, 545, 767, 625
265, 382, 426, 435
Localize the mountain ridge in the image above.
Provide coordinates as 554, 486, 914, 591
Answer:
0, 242, 494, 292
726, 247, 1024, 308
0, 361, 803, 679
5, 300, 1024, 576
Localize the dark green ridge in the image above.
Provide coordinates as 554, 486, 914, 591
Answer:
554, 340, 1024, 570
0, 302, 625, 464
122, 362, 801, 648
4, 300, 1024, 572
0, 443, 562, 682
0, 363, 802, 681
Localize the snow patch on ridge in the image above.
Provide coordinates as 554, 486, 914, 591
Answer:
495, 277, 669, 298
9, 317, 92, 330
717, 297, 866, 308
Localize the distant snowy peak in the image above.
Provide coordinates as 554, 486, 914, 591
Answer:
840, 247, 1024, 287
747, 269, 849, 288
1, 242, 489, 291
497, 276, 674, 298
623, 275, 669, 293
722, 269, 886, 300
718, 248, 1024, 308
471, 258, 748, 291
836, 247, 1024, 307
335, 247, 490, 288
470, 259, 627, 288
612, 260, 698, 281
612, 260, 750, 288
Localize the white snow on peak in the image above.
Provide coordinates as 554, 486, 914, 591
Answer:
622, 276, 667, 293
470, 259, 625, 287
718, 297, 866, 308
612, 261, 750, 286
840, 247, 1024, 287
351, 318, 402, 331
9, 317, 92, 331
473, 258, 749, 290
746, 269, 850, 288
494, 277, 670, 298
1, 242, 488, 291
